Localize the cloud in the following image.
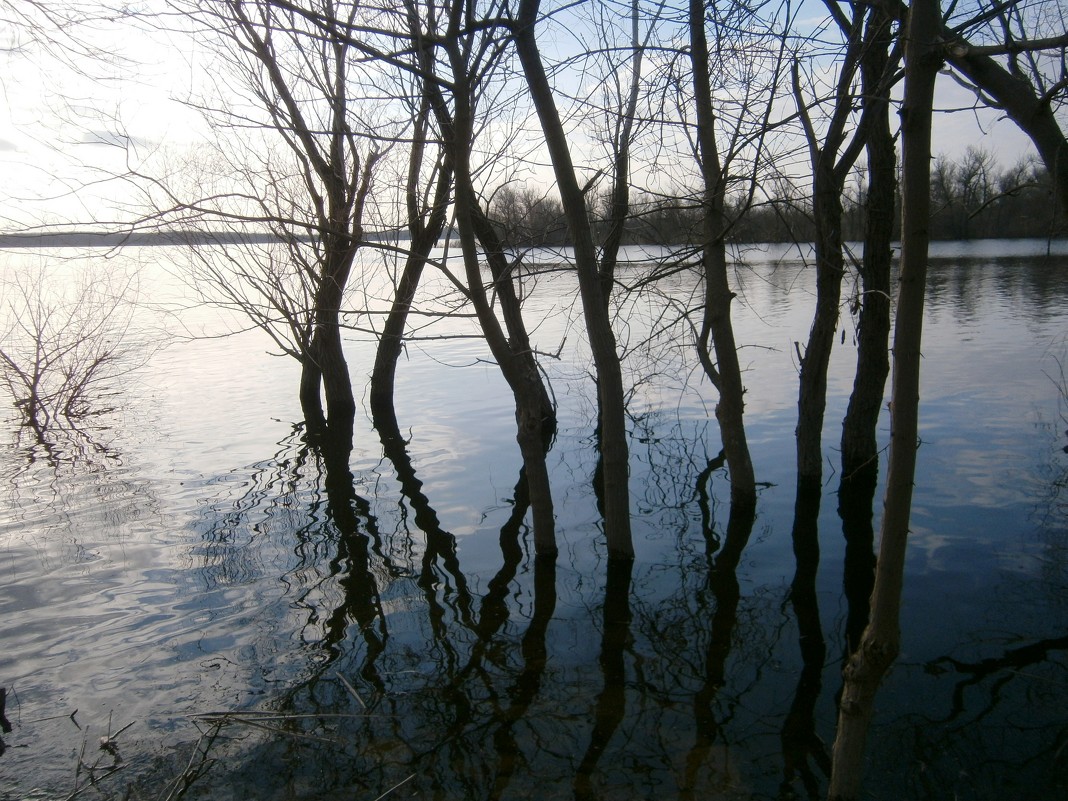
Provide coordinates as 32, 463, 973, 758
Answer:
76, 129, 135, 147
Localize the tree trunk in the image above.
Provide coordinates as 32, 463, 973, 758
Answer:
597, 0, 647, 314
516, 0, 633, 560
308, 242, 358, 439
791, 11, 872, 492
299, 357, 327, 436
370, 102, 453, 439
409, 10, 559, 558
698, 240, 757, 510
840, 6, 895, 480
469, 206, 555, 429
442, 42, 558, 558
828, 2, 940, 796
469, 207, 558, 552
369, 225, 445, 439
688, 0, 757, 510
315, 309, 356, 433
795, 163, 845, 485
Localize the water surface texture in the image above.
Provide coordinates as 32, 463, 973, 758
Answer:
1, 241, 1066, 800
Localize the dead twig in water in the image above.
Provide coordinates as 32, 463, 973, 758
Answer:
336, 673, 367, 710
194, 712, 338, 745
158, 719, 224, 801
371, 773, 415, 801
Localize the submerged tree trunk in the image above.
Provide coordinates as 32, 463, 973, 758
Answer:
315, 284, 357, 433
688, 0, 757, 510
299, 357, 327, 435
455, 191, 559, 558
300, 257, 359, 441
428, 16, 558, 557
370, 97, 453, 438
312, 143, 379, 439
468, 208, 555, 429
516, 0, 633, 560
840, 5, 896, 479
302, 231, 365, 441
469, 206, 558, 550
829, 1, 941, 795
368, 240, 427, 438
368, 196, 452, 438
795, 160, 846, 485
790, 11, 869, 490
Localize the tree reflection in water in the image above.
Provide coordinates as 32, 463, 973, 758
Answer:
681, 498, 756, 800
780, 479, 830, 799
170, 398, 1067, 801
574, 558, 632, 801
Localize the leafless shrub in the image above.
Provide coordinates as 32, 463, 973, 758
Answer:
0, 261, 151, 437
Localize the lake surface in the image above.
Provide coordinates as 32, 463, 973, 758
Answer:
0, 240, 1066, 800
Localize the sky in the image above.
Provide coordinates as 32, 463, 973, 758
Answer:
0, 1, 1046, 234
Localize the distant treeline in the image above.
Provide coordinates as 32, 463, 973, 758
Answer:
0, 229, 403, 249
4, 149, 1060, 251
0, 229, 281, 249
488, 148, 1065, 248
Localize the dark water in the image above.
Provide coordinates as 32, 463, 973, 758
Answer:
0, 240, 1066, 800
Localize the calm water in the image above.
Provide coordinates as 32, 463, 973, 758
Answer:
0, 240, 1066, 800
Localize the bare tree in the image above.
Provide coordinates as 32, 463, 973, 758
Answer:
828, 2, 940, 795
839, 0, 899, 482
144, 0, 384, 442
685, 0, 790, 510
515, 0, 635, 559
216, 0, 560, 552
941, 0, 1068, 210
0, 1, 109, 60
395, 0, 560, 555
790, 1, 900, 493
488, 184, 566, 248
0, 263, 149, 437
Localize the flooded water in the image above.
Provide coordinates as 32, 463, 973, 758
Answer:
0, 240, 1066, 800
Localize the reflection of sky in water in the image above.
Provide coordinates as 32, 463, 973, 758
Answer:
1, 241, 1066, 799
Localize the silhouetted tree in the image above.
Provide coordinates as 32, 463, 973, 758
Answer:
516, 0, 635, 559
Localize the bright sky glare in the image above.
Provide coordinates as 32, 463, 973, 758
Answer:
0, 2, 1042, 233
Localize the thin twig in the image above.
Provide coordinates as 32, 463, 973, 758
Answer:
62, 765, 126, 801
158, 721, 223, 801
336, 673, 367, 710
198, 716, 338, 745
371, 773, 416, 801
